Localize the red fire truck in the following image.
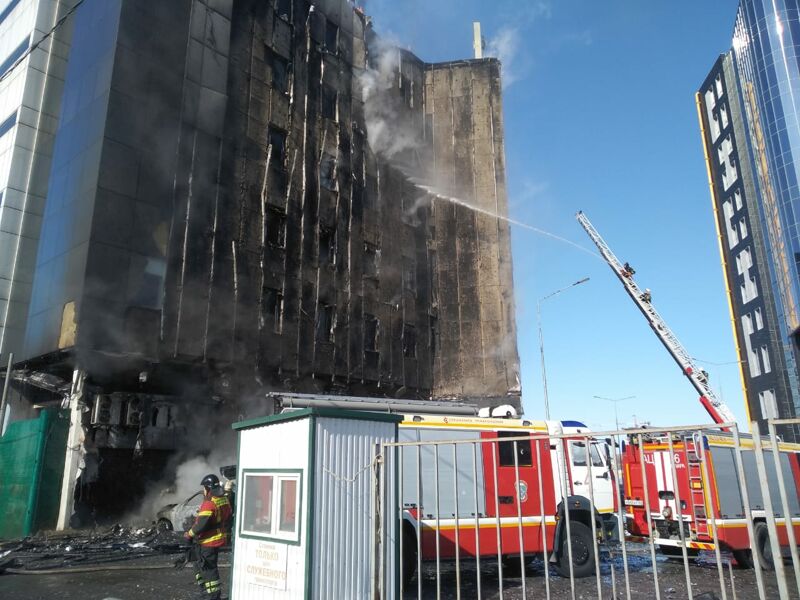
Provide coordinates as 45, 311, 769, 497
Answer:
622, 430, 800, 567
398, 412, 618, 581
576, 212, 800, 564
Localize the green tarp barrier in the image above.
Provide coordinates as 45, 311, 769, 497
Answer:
0, 408, 69, 539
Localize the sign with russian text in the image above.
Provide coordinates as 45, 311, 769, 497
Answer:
244, 541, 288, 590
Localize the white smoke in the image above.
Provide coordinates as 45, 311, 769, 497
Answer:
359, 38, 423, 158
129, 449, 235, 524
486, 27, 522, 88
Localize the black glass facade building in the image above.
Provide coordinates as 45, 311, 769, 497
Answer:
699, 0, 800, 438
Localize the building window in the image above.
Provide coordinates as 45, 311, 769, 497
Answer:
403, 324, 416, 358
759, 389, 777, 419
719, 103, 729, 129
742, 313, 754, 335
268, 50, 289, 95
364, 314, 379, 352
324, 19, 338, 52
263, 287, 283, 333
240, 470, 302, 543
429, 315, 437, 357
740, 276, 758, 304
734, 189, 743, 211
760, 346, 771, 374
339, 132, 351, 158
319, 227, 336, 266
266, 208, 287, 248
404, 261, 416, 292
715, 73, 723, 99
722, 200, 738, 248
268, 126, 287, 168
754, 307, 764, 330
401, 76, 412, 108
316, 303, 335, 342
320, 153, 336, 190
364, 243, 379, 279
322, 85, 337, 120
739, 217, 748, 240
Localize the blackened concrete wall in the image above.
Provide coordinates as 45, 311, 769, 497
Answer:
23, 0, 520, 410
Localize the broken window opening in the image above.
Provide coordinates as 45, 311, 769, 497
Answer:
264, 287, 284, 333
364, 314, 379, 352
404, 261, 417, 292
364, 350, 379, 370
316, 303, 335, 342
322, 85, 337, 120
429, 315, 438, 357
324, 19, 338, 53
424, 114, 433, 142
364, 243, 379, 279
428, 249, 438, 306
403, 324, 417, 358
320, 153, 337, 190
339, 132, 351, 158
268, 126, 287, 168
365, 174, 378, 208
319, 227, 336, 266
401, 76, 412, 108
266, 208, 287, 248
268, 49, 290, 95
276, 0, 291, 20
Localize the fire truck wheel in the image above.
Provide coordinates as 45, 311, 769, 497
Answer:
732, 549, 753, 569
555, 521, 595, 579
401, 527, 418, 587
754, 521, 774, 571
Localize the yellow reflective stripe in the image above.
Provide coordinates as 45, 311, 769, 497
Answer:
197, 510, 214, 516
199, 527, 225, 541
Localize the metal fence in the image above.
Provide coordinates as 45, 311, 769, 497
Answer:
371, 419, 800, 600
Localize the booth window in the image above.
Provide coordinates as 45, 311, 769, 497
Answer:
240, 470, 302, 543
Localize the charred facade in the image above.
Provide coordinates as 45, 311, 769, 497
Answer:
1, 0, 519, 525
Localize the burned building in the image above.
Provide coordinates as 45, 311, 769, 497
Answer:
0, 0, 519, 530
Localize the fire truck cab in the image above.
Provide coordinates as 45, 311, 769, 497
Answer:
623, 430, 800, 567
398, 414, 618, 580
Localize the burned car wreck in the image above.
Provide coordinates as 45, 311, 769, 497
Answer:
155, 466, 236, 532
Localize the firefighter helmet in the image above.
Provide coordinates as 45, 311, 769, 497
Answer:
201, 474, 221, 489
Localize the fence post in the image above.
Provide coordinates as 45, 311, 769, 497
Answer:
0, 352, 13, 436
768, 418, 800, 595
751, 421, 789, 599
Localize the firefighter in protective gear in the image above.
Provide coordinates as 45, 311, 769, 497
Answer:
185, 473, 233, 600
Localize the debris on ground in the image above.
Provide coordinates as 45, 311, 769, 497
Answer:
0, 525, 190, 574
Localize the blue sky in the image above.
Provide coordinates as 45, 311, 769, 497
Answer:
365, 1, 746, 431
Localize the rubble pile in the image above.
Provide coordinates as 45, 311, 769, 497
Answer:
0, 525, 189, 573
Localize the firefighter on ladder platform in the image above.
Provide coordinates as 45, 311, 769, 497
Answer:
185, 474, 233, 600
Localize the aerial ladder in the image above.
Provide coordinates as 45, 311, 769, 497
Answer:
576, 211, 737, 427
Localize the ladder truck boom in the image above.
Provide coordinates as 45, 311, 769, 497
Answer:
575, 211, 736, 426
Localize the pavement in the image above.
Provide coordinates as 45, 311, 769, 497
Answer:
402, 546, 796, 599
1, 543, 796, 599
2, 553, 232, 600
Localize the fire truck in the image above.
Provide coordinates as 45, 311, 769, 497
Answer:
577, 211, 800, 567
622, 429, 800, 567
398, 410, 618, 580
269, 392, 618, 580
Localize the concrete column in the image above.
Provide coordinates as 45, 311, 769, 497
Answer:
56, 369, 86, 530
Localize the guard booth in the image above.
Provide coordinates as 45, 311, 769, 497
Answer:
230, 408, 400, 599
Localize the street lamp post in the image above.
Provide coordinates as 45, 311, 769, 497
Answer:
593, 395, 636, 431
537, 277, 590, 420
